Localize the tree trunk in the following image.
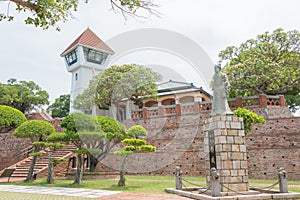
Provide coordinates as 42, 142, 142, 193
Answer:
25, 145, 39, 182
89, 156, 98, 172
73, 153, 83, 185
47, 152, 54, 184
118, 155, 127, 187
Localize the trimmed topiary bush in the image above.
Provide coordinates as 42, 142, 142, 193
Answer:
0, 105, 27, 131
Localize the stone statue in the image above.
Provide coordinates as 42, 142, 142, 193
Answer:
211, 64, 233, 116
278, 167, 288, 193
210, 167, 221, 197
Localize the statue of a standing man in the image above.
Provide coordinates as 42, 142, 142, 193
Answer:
211, 64, 234, 116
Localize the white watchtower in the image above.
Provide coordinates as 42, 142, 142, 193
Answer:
60, 28, 114, 113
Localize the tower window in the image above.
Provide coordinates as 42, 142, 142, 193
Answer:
83, 47, 108, 65
75, 73, 78, 81
65, 49, 77, 66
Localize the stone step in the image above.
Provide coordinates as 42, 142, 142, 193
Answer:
11, 174, 27, 178
12, 172, 29, 176
6, 144, 76, 181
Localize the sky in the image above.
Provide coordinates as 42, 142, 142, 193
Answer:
0, 0, 299, 113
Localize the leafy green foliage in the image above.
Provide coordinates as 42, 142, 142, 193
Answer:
74, 64, 162, 112
46, 132, 68, 143
140, 145, 156, 152
48, 94, 70, 118
122, 138, 146, 146
114, 150, 133, 157
32, 131, 66, 184
13, 119, 56, 182
60, 112, 97, 133
0, 79, 49, 113
126, 125, 148, 138
13, 120, 55, 141
51, 158, 66, 166
0, 105, 27, 131
218, 28, 300, 112
1, 0, 159, 30
234, 108, 265, 134
114, 124, 155, 186
72, 148, 91, 155
29, 152, 43, 157
33, 141, 64, 149
93, 116, 127, 141
123, 145, 136, 151
61, 113, 128, 175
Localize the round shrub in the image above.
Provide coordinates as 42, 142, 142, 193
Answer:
0, 105, 27, 130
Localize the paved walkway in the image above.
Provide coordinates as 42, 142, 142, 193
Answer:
0, 185, 121, 199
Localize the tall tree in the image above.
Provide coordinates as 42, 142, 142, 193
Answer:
73, 64, 162, 114
0, 105, 27, 133
87, 116, 127, 171
13, 120, 55, 182
218, 28, 300, 112
0, 79, 49, 113
48, 94, 70, 118
33, 132, 66, 184
60, 112, 98, 185
114, 125, 156, 186
61, 113, 128, 173
0, 0, 159, 30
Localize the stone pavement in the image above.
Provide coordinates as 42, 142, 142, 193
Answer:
0, 185, 121, 199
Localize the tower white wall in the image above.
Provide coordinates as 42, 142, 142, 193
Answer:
63, 45, 112, 113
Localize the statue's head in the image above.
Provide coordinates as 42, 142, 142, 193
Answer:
214, 64, 221, 73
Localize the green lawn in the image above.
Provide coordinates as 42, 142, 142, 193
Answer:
7, 176, 201, 194
1, 175, 300, 194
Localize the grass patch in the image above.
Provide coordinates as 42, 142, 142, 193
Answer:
1, 175, 299, 194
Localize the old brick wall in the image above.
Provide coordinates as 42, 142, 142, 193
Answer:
247, 117, 300, 181
99, 113, 209, 176
0, 130, 32, 170
98, 110, 300, 180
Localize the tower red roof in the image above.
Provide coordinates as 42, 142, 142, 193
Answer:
60, 28, 114, 56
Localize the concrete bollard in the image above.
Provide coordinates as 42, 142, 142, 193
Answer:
211, 167, 221, 197
175, 166, 182, 190
278, 167, 288, 193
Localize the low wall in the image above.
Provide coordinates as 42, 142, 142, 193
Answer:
0, 130, 32, 170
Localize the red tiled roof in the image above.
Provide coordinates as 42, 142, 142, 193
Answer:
60, 28, 114, 56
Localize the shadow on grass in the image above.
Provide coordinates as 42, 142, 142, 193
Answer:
105, 184, 142, 192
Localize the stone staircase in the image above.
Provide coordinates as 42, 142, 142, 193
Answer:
7, 144, 76, 180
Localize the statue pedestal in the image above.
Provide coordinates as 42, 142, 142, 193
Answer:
204, 115, 249, 192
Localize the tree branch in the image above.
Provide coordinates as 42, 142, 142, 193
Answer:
109, 0, 160, 20
9, 0, 37, 11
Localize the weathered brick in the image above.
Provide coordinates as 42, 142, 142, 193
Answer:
227, 136, 234, 144
234, 136, 244, 144
222, 160, 232, 169
231, 152, 244, 160
220, 152, 228, 160
227, 130, 238, 136
240, 145, 247, 152
222, 144, 231, 152
230, 169, 238, 176
232, 160, 241, 169
231, 121, 242, 129
232, 144, 240, 152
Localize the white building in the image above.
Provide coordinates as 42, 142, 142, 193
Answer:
60, 28, 114, 113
